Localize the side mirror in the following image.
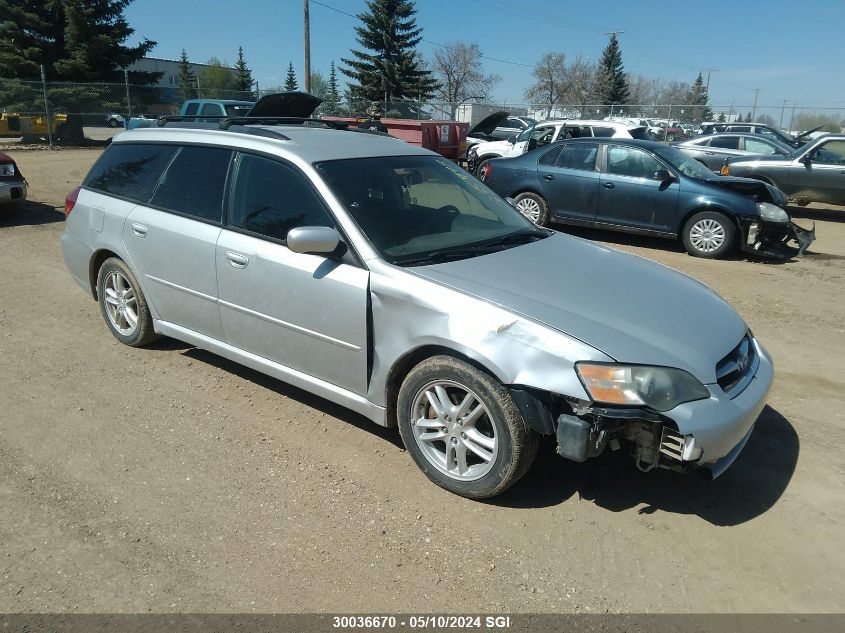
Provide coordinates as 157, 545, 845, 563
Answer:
653, 169, 675, 182
799, 152, 813, 164
286, 226, 341, 255
507, 134, 517, 144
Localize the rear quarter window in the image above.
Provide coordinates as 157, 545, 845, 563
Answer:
84, 143, 177, 202
628, 127, 651, 140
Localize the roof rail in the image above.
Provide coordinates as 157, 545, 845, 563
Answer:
154, 115, 351, 131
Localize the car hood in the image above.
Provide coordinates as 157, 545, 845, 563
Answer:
247, 91, 322, 118
474, 138, 514, 154
410, 234, 747, 384
702, 175, 785, 205
468, 111, 509, 137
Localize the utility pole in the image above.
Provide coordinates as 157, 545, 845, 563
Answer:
751, 88, 761, 122
304, 0, 311, 93
779, 99, 788, 129
704, 68, 718, 94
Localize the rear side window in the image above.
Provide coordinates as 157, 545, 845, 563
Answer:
84, 143, 177, 202
711, 136, 740, 149
744, 138, 777, 155
538, 145, 563, 166
728, 125, 751, 133
149, 146, 232, 222
592, 127, 615, 138
557, 143, 598, 171
606, 145, 663, 179
228, 153, 333, 241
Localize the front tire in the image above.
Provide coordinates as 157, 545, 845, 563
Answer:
397, 356, 539, 499
96, 257, 158, 346
682, 211, 737, 259
513, 191, 550, 226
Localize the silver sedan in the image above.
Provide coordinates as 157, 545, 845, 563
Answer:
674, 133, 794, 172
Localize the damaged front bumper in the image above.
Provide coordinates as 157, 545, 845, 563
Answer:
739, 217, 816, 259
509, 338, 773, 479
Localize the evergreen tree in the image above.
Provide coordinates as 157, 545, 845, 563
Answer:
340, 0, 439, 103
591, 33, 629, 115
284, 61, 299, 91
685, 72, 712, 123
323, 61, 343, 115
735, 113, 743, 122
0, 0, 157, 82
746, 111, 754, 123
178, 49, 197, 102
717, 112, 726, 122
234, 46, 253, 97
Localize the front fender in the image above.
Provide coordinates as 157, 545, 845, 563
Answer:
366, 264, 611, 408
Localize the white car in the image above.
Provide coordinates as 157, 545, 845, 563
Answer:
468, 120, 651, 177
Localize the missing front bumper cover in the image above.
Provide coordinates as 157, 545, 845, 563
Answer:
741, 220, 816, 259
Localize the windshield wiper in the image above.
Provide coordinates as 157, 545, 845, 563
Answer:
396, 230, 548, 267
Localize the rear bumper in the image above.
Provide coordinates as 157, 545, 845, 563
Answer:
0, 180, 27, 204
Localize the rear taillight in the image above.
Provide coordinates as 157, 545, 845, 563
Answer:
64, 186, 81, 217
481, 162, 492, 180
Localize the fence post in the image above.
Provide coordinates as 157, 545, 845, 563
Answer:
39, 64, 54, 150
124, 68, 132, 117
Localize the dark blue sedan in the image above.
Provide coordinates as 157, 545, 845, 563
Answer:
481, 138, 814, 259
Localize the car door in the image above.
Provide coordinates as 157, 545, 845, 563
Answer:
537, 142, 600, 223
596, 144, 680, 232
791, 139, 845, 205
123, 144, 232, 341
513, 124, 556, 156
215, 152, 370, 394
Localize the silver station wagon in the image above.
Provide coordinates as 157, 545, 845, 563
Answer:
61, 115, 773, 499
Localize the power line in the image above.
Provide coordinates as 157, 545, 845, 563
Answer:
310, 0, 534, 67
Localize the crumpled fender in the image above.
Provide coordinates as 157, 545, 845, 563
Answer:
366, 264, 612, 409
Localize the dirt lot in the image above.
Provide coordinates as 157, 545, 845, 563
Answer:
1, 149, 844, 614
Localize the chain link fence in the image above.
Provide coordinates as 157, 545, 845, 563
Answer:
3, 75, 844, 146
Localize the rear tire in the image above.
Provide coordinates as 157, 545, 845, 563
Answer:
96, 257, 158, 347
475, 157, 494, 181
682, 211, 737, 259
397, 356, 539, 500
513, 191, 550, 226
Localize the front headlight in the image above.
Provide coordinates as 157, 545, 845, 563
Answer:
0, 163, 16, 177
576, 363, 710, 412
756, 202, 789, 223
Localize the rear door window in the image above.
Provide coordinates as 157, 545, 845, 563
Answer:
200, 103, 222, 116
84, 143, 177, 202
149, 146, 233, 222
538, 145, 563, 166
710, 136, 741, 149
228, 153, 333, 242
557, 143, 598, 171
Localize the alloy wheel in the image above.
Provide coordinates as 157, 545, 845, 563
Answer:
516, 197, 542, 223
103, 271, 139, 335
410, 380, 499, 482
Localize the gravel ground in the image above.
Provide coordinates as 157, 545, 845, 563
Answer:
1, 149, 844, 614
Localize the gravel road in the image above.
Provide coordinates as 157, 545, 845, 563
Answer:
1, 149, 844, 614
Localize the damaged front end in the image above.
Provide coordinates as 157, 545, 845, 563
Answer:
739, 215, 816, 259
509, 387, 700, 474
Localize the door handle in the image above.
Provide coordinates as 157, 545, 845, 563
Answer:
704, 151, 716, 155
603, 182, 616, 189
543, 174, 555, 181
225, 251, 249, 269
130, 222, 148, 237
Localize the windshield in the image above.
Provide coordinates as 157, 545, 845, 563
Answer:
316, 155, 545, 265
225, 104, 253, 117
652, 145, 717, 179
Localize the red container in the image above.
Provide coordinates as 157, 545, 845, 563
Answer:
324, 117, 468, 160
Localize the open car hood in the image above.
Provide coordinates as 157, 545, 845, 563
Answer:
704, 176, 784, 204
795, 125, 824, 141
247, 92, 322, 118
468, 111, 510, 137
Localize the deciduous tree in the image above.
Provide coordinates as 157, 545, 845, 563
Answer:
432, 41, 500, 117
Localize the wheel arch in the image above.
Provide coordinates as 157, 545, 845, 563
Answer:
89, 248, 122, 299
384, 344, 505, 428
677, 204, 741, 238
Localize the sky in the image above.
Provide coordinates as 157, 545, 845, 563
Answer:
124, 0, 845, 113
